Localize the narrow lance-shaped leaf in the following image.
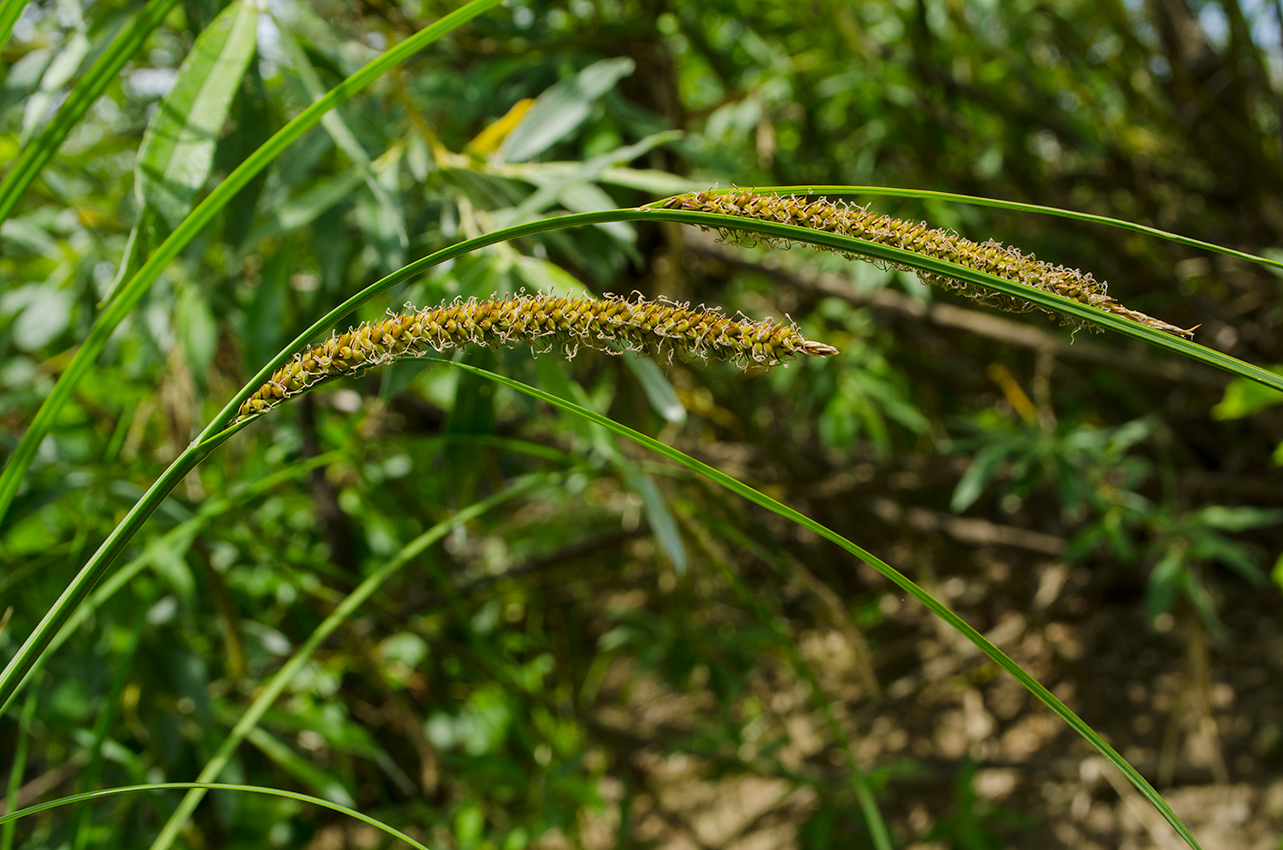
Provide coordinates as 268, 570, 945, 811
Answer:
135, 0, 258, 230
0, 198, 1231, 849
499, 57, 635, 163
436, 357, 1209, 850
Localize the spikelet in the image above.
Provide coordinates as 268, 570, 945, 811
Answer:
661, 190, 1195, 339
236, 292, 837, 422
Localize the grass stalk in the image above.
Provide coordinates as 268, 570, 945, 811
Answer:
0, 691, 37, 850
727, 185, 1283, 276
8, 193, 1273, 733
70, 616, 147, 850
0, 430, 232, 715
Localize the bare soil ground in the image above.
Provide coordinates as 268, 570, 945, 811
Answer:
576, 545, 1283, 850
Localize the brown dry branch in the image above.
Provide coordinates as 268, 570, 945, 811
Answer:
236, 292, 837, 422
662, 190, 1195, 339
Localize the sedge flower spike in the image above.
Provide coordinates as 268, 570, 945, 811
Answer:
236, 292, 837, 422
662, 190, 1195, 339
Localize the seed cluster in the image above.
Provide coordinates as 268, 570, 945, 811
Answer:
236, 293, 837, 422
661, 190, 1194, 338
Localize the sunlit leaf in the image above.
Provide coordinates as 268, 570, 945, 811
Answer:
136, 0, 258, 228
499, 57, 635, 163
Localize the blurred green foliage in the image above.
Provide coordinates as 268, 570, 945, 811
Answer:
3, 0, 1283, 848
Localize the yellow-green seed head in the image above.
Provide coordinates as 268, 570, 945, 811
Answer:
660, 189, 1194, 339
235, 292, 837, 423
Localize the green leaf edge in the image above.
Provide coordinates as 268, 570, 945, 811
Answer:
0, 0, 29, 56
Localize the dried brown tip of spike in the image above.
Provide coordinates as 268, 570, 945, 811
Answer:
659, 190, 1193, 340
234, 292, 838, 423
800, 340, 839, 357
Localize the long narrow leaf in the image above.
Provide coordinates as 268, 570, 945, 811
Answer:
7, 198, 1275, 723
5, 453, 344, 706
0, 432, 231, 714
0, 0, 28, 55
2, 196, 1255, 850
0, 692, 37, 850
218, 206, 1283, 431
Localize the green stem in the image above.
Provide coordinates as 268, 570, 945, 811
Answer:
1, 691, 37, 850
3, 453, 344, 707
8, 200, 1274, 722
0, 196, 1249, 850
229, 207, 1283, 411
0, 429, 233, 715
71, 616, 147, 850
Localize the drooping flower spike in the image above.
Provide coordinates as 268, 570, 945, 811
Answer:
661, 190, 1195, 339
236, 292, 837, 422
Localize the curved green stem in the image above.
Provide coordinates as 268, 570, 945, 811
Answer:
227, 206, 1283, 417
0, 782, 430, 849
2, 195, 1251, 850
0, 427, 236, 714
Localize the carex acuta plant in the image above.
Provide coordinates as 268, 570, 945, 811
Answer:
236, 292, 836, 422
9, 186, 1281, 850
8, 0, 1283, 847
663, 189, 1196, 338
11, 167, 1281, 850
